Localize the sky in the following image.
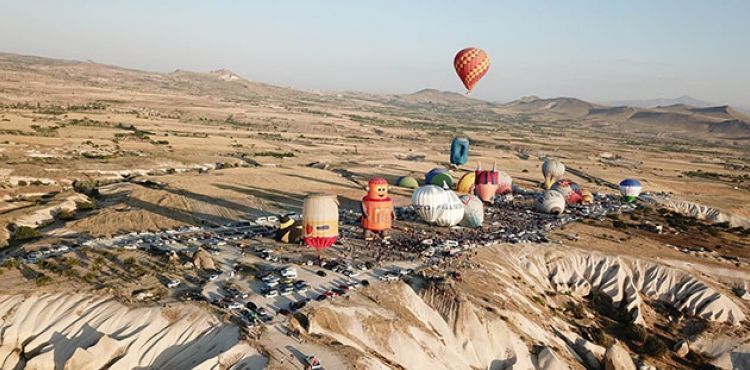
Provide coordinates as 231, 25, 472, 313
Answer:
1, 1, 748, 106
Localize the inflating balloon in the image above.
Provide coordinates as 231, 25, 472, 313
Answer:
460, 194, 484, 228
619, 179, 642, 203
450, 138, 470, 166
303, 194, 339, 251
551, 179, 582, 205
395, 176, 419, 189
454, 47, 490, 94
536, 190, 566, 215
542, 158, 565, 189
456, 172, 475, 195
474, 162, 499, 203
495, 171, 513, 195
361, 177, 395, 240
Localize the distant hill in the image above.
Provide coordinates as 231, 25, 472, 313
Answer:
602, 95, 714, 108
1, 51, 748, 140
391, 88, 490, 108
502, 96, 601, 117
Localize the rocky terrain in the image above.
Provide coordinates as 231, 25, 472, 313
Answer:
0, 51, 749, 369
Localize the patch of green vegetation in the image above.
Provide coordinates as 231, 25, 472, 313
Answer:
641, 335, 668, 357
254, 151, 295, 158
12, 226, 42, 241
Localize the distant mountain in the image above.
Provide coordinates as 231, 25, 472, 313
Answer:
602, 95, 714, 108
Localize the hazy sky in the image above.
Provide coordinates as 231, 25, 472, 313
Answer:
1, 1, 748, 106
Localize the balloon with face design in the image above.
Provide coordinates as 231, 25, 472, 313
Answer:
361, 177, 395, 234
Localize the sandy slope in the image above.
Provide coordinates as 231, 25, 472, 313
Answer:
0, 294, 267, 370
303, 244, 748, 370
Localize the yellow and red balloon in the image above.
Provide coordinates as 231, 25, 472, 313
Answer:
454, 47, 490, 93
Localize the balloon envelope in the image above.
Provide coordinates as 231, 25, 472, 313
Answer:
495, 171, 513, 195
302, 194, 339, 251
450, 138, 470, 166
454, 47, 490, 93
460, 194, 484, 228
619, 179, 642, 202
542, 159, 565, 189
456, 172, 475, 194
425, 168, 449, 185
436, 190, 465, 227
396, 176, 419, 189
412, 185, 448, 224
536, 190, 566, 214
429, 172, 453, 188
551, 179, 582, 205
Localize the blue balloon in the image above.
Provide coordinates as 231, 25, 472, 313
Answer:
450, 138, 470, 166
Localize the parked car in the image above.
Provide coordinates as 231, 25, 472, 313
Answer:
280, 267, 297, 278
315, 294, 327, 302
316, 270, 327, 277
166, 279, 181, 288
305, 355, 322, 370
227, 301, 243, 310
246, 301, 258, 311
280, 285, 293, 296
262, 289, 278, 298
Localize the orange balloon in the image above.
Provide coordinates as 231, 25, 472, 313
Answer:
454, 47, 490, 93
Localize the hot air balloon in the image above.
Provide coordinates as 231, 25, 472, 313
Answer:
460, 194, 484, 228
450, 138, 470, 166
425, 168, 449, 185
536, 190, 566, 215
437, 189, 465, 227
454, 47, 490, 94
542, 158, 565, 189
302, 194, 339, 251
474, 162, 499, 203
456, 172, 475, 195
619, 179, 642, 202
361, 177, 395, 240
276, 215, 302, 244
551, 179, 583, 205
579, 188, 594, 204
412, 185, 448, 225
396, 176, 419, 189
429, 172, 453, 188
495, 171, 513, 195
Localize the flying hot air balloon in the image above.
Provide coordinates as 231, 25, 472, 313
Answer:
474, 162, 499, 203
450, 138, 470, 166
619, 179, 642, 202
302, 194, 339, 251
542, 158, 565, 189
454, 47, 490, 94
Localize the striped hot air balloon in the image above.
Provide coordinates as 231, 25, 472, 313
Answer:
474, 162, 499, 203
454, 47, 490, 94
619, 179, 642, 202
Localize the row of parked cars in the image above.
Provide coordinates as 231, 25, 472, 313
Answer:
21, 244, 72, 264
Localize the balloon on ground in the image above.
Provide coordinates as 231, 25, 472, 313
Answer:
474, 162, 499, 203
551, 179, 583, 205
425, 168, 449, 185
460, 194, 484, 228
395, 176, 419, 189
542, 158, 565, 189
536, 190, 566, 215
495, 171, 513, 195
619, 178, 642, 202
450, 137, 470, 166
455, 172, 475, 195
361, 177, 395, 240
302, 194, 339, 251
